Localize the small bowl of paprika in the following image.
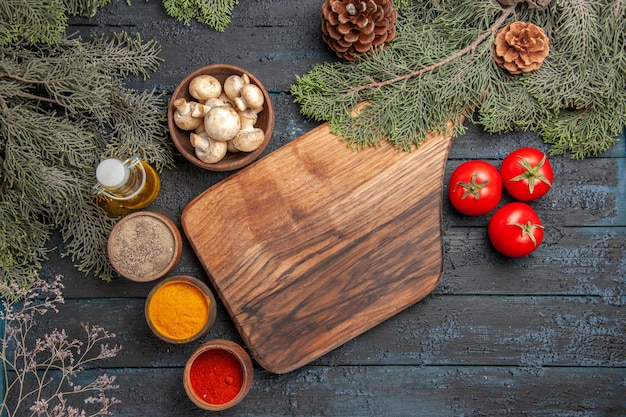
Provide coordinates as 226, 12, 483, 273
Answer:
145, 275, 217, 344
183, 339, 254, 411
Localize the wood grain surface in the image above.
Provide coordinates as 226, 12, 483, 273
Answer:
182, 123, 453, 373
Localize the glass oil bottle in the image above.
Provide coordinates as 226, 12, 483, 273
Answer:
92, 155, 161, 217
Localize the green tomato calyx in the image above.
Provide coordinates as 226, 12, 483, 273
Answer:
509, 221, 544, 247
510, 155, 552, 194
455, 171, 489, 200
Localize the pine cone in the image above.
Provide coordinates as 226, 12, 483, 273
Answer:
493, 21, 550, 75
321, 0, 397, 61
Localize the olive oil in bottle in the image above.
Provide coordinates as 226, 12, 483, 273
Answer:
92, 156, 160, 217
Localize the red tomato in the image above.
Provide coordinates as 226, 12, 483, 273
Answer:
448, 160, 502, 216
500, 147, 553, 201
488, 202, 544, 257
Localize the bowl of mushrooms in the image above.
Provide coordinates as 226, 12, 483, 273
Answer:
168, 64, 275, 171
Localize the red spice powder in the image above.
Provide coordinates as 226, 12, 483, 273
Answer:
189, 349, 244, 405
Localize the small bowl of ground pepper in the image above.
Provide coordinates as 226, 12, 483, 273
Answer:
184, 339, 254, 411
108, 211, 183, 282
145, 275, 217, 344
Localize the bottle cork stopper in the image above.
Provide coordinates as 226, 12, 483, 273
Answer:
96, 159, 129, 189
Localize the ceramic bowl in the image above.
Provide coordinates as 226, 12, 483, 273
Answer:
168, 64, 275, 171
183, 339, 254, 411
145, 275, 217, 344
108, 211, 182, 282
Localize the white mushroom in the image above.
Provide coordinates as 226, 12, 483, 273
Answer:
188, 75, 222, 102
234, 83, 265, 113
232, 109, 265, 152
204, 106, 241, 142
190, 131, 210, 149
173, 98, 203, 131
191, 102, 211, 118
195, 122, 206, 135
217, 93, 235, 107
223, 74, 250, 102
204, 95, 233, 110
226, 139, 240, 153
191, 132, 227, 163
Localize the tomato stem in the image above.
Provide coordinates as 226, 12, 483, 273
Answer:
455, 172, 489, 200
508, 221, 544, 247
510, 155, 552, 194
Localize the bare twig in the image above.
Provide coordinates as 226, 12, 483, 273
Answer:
18, 92, 60, 104
344, 4, 516, 94
5, 73, 51, 84
2, 73, 63, 104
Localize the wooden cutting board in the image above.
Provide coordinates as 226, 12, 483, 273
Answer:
182, 122, 453, 374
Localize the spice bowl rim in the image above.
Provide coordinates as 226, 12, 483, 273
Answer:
144, 275, 217, 344
167, 63, 275, 172
108, 211, 183, 282
183, 339, 254, 411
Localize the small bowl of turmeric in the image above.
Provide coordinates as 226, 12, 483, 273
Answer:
145, 275, 217, 344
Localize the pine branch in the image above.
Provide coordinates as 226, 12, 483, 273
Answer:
163, 0, 240, 32
0, 0, 67, 45
0, 192, 52, 271
0, 0, 184, 288
83, 32, 164, 79
60, 199, 117, 280
1, 32, 172, 286
538, 91, 626, 158
291, 0, 625, 159
63, 0, 113, 18
104, 87, 172, 170
0, 0, 113, 46
477, 77, 551, 133
344, 4, 516, 94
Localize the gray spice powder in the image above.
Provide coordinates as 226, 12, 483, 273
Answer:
110, 215, 176, 281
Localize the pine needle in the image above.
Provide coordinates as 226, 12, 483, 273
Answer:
291, 0, 626, 159
1, 32, 171, 287
163, 0, 239, 32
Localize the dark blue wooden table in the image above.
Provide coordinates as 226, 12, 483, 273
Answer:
15, 1, 626, 415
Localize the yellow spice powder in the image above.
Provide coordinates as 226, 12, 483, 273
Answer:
148, 281, 210, 340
